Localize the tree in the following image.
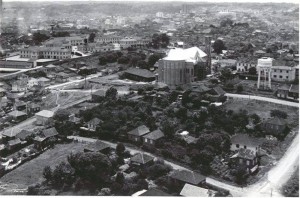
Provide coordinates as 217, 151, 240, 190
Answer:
220, 18, 233, 27
51, 162, 75, 188
148, 54, 161, 67
99, 56, 107, 65
250, 114, 261, 125
137, 60, 149, 70
220, 68, 233, 82
43, 166, 52, 181
270, 110, 288, 119
115, 172, 125, 184
237, 84, 243, 93
53, 109, 70, 122
88, 32, 96, 43
116, 143, 125, 156
67, 152, 112, 186
212, 39, 226, 54
105, 87, 118, 100
161, 120, 175, 139
235, 166, 248, 185
32, 32, 50, 45
248, 67, 257, 75
118, 56, 130, 64
78, 68, 90, 88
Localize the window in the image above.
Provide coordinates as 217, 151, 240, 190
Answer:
236, 144, 240, 148
279, 75, 282, 78
286, 71, 289, 73
286, 76, 288, 79
274, 69, 276, 72
239, 159, 243, 164
280, 70, 282, 73
273, 75, 277, 78
246, 160, 250, 165
145, 138, 148, 143
244, 145, 247, 149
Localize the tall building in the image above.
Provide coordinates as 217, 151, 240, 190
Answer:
157, 47, 207, 88
257, 57, 272, 89
182, 4, 189, 14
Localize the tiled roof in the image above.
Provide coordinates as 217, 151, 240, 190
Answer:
125, 68, 155, 79
87, 118, 102, 125
130, 153, 154, 164
142, 129, 164, 140
140, 188, 171, 196
41, 127, 58, 138
8, 110, 27, 117
92, 89, 106, 97
7, 138, 21, 146
180, 183, 217, 197
16, 130, 33, 140
35, 110, 54, 118
84, 140, 110, 152
289, 84, 299, 93
127, 125, 150, 137
2, 128, 22, 137
212, 86, 226, 95
170, 170, 206, 185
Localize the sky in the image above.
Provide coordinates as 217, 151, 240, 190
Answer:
2, 0, 299, 3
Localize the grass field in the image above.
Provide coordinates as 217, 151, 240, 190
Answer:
223, 98, 299, 126
0, 143, 85, 189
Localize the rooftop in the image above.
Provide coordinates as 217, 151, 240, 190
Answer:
142, 129, 164, 140
130, 153, 154, 164
125, 68, 155, 79
127, 125, 150, 137
170, 170, 206, 185
163, 47, 207, 63
230, 148, 256, 160
180, 183, 217, 197
35, 110, 54, 118
140, 188, 171, 196
8, 110, 27, 118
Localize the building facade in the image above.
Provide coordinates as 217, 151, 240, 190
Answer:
157, 47, 207, 88
20, 47, 72, 60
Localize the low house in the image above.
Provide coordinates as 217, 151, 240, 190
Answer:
169, 170, 206, 191
180, 183, 217, 197
55, 72, 70, 83
230, 134, 262, 152
16, 129, 33, 141
207, 86, 227, 102
288, 84, 299, 100
123, 68, 156, 82
15, 101, 26, 111
35, 110, 54, 125
8, 110, 27, 121
86, 118, 102, 131
142, 129, 164, 146
276, 84, 290, 99
34, 127, 58, 150
36, 77, 51, 87
229, 148, 259, 174
84, 140, 111, 154
11, 79, 28, 92
140, 188, 172, 196
262, 117, 287, 136
27, 103, 41, 114
130, 153, 154, 168
6, 138, 22, 150
2, 128, 21, 141
91, 89, 106, 102
68, 114, 81, 124
127, 125, 151, 143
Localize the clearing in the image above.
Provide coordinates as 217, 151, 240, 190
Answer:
0, 143, 85, 189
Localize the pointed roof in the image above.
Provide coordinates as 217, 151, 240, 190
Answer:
130, 153, 154, 164
2, 128, 22, 138
8, 110, 27, 118
41, 127, 58, 138
127, 125, 150, 137
180, 183, 217, 197
231, 134, 263, 147
164, 47, 207, 63
87, 117, 102, 125
142, 129, 164, 140
35, 110, 54, 118
170, 170, 206, 185
84, 140, 111, 152
140, 188, 171, 196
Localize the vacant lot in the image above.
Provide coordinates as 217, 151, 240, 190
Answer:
224, 98, 299, 125
0, 143, 85, 189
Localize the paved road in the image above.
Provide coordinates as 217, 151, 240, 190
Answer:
225, 93, 299, 107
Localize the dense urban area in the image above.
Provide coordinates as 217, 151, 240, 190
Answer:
0, 1, 299, 197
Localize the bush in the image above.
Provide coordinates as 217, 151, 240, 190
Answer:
270, 110, 288, 119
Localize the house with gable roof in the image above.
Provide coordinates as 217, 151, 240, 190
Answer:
127, 125, 151, 143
